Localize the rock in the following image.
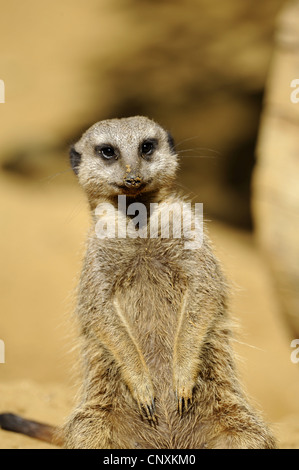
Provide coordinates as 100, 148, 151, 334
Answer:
252, 0, 299, 339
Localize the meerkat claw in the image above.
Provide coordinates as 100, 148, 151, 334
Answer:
176, 388, 193, 416
139, 402, 157, 423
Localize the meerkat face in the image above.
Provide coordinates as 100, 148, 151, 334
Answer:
70, 116, 178, 202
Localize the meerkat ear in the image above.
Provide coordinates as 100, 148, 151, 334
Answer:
69, 146, 81, 175
166, 131, 175, 154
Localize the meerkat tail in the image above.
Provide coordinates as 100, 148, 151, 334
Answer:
0, 413, 63, 446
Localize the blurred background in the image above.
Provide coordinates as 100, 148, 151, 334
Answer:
0, 0, 299, 448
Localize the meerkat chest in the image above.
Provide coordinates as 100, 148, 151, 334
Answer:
99, 237, 186, 293
96, 237, 187, 340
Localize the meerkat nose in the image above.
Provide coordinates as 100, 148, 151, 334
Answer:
124, 175, 142, 188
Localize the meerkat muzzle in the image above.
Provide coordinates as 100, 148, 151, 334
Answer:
124, 175, 142, 189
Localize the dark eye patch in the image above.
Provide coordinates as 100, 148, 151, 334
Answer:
140, 139, 158, 159
95, 145, 118, 161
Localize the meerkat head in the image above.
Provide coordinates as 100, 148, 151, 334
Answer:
70, 116, 178, 205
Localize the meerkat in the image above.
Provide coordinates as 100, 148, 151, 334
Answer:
0, 116, 276, 449
59, 115, 276, 449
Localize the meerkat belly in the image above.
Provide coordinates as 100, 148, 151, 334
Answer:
117, 255, 184, 381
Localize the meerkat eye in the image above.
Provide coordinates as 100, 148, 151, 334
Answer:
95, 145, 117, 160
140, 139, 157, 159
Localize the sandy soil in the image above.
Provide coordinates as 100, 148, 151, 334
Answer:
0, 174, 299, 449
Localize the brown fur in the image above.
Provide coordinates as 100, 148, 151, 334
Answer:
61, 116, 276, 449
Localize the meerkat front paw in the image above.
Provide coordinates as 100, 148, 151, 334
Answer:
130, 378, 156, 423
175, 380, 194, 415
173, 368, 196, 415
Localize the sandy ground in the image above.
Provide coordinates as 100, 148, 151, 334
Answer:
0, 174, 299, 449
